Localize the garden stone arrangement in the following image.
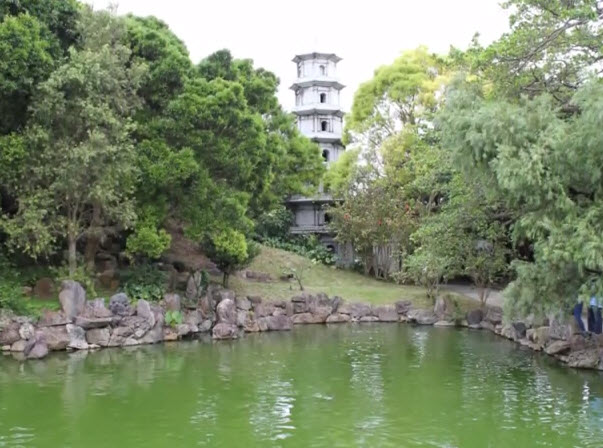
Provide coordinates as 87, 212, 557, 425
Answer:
1, 280, 601, 371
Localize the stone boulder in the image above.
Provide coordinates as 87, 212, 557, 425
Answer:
214, 289, 235, 303
74, 316, 113, 330
83, 299, 113, 318
24, 331, 48, 359
18, 322, 35, 340
38, 310, 70, 327
66, 324, 88, 350
484, 306, 503, 326
359, 316, 380, 322
183, 310, 203, 333
10, 339, 27, 352
40, 326, 70, 351
136, 300, 156, 328
500, 322, 526, 341
235, 296, 251, 311
567, 349, 602, 369
33, 277, 55, 300
466, 309, 484, 326
109, 293, 132, 316
549, 316, 571, 341
212, 323, 238, 340
395, 300, 413, 315
527, 326, 550, 348
326, 313, 351, 324
434, 297, 455, 319
374, 305, 398, 322
0, 323, 20, 346
261, 315, 293, 331
292, 312, 327, 324
545, 340, 571, 356
338, 302, 372, 320
407, 309, 438, 325
164, 293, 182, 311
59, 280, 86, 320
86, 328, 111, 347
217, 298, 236, 325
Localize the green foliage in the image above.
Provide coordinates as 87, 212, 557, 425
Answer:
0, 254, 29, 314
0, 8, 144, 275
164, 309, 183, 328
122, 264, 167, 302
52, 264, 97, 298
126, 215, 172, 260
254, 206, 294, 241
203, 229, 255, 287
262, 235, 336, 266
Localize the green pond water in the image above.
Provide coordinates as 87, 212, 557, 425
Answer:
1, 324, 603, 448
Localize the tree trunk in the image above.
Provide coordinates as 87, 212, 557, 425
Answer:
84, 202, 102, 271
222, 272, 229, 288
68, 233, 77, 277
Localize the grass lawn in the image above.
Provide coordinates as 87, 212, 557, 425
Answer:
228, 246, 477, 310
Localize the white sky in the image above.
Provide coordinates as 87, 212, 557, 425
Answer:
88, 0, 510, 111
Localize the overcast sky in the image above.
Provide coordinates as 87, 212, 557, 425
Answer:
88, 0, 510, 111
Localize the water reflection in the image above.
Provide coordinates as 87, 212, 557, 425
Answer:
1, 325, 603, 447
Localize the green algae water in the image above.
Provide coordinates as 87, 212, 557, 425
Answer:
1, 325, 603, 448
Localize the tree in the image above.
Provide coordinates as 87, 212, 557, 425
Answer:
1, 7, 145, 275
456, 0, 602, 107
203, 229, 254, 287
439, 79, 603, 315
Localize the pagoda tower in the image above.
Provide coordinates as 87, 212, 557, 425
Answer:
286, 52, 349, 260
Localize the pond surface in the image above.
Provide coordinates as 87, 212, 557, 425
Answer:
1, 324, 603, 447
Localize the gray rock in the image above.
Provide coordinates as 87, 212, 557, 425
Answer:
66, 324, 88, 350
136, 300, 156, 328
40, 325, 70, 351
0, 323, 20, 345
217, 298, 237, 325
407, 309, 438, 325
374, 305, 398, 322
214, 289, 235, 303
549, 316, 571, 341
395, 300, 413, 315
567, 349, 602, 369
359, 316, 380, 322
292, 312, 326, 324
235, 296, 252, 311
338, 302, 372, 319
244, 318, 261, 333
545, 340, 571, 356
176, 324, 192, 337
236, 310, 249, 327
18, 322, 35, 340
500, 322, 526, 341
83, 299, 113, 318
38, 310, 71, 327
212, 322, 238, 340
74, 316, 113, 330
86, 328, 111, 347
10, 339, 27, 352
326, 313, 351, 324
434, 320, 456, 327
139, 322, 164, 345
199, 319, 213, 333
248, 295, 262, 305
527, 326, 550, 348
185, 271, 203, 300
184, 310, 203, 332
164, 293, 181, 311
266, 315, 293, 331
480, 320, 495, 332
59, 280, 86, 319
109, 293, 131, 316
484, 306, 503, 325
25, 340, 48, 359
466, 309, 484, 326
434, 297, 454, 319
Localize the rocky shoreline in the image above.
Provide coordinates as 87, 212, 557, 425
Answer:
1, 280, 601, 370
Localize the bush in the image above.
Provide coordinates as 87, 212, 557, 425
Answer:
255, 206, 294, 241
0, 255, 29, 314
121, 264, 167, 302
262, 234, 336, 265
165, 310, 183, 328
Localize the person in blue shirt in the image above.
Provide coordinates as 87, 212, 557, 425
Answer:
588, 296, 602, 334
573, 301, 586, 333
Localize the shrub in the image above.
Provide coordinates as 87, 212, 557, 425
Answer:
0, 255, 29, 314
165, 310, 183, 328
121, 264, 167, 302
262, 234, 336, 265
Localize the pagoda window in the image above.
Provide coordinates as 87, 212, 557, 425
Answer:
320, 92, 327, 103
321, 120, 329, 132
322, 149, 330, 161
319, 65, 326, 76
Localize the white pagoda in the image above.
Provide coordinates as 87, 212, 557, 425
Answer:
286, 52, 351, 262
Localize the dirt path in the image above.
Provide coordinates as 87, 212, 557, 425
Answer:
443, 283, 504, 308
